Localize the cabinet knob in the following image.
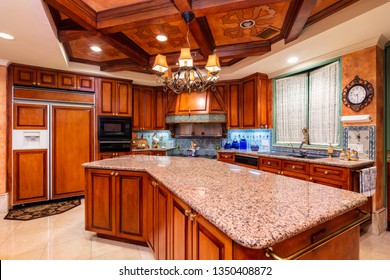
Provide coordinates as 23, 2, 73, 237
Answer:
184, 210, 191, 217
111, 172, 115, 176
267, 161, 271, 165
189, 213, 197, 221
37, 82, 40, 85
277, 171, 281, 174
292, 166, 295, 169
324, 170, 329, 175
281, 171, 284, 175
115, 172, 119, 176
33, 82, 36, 85
309, 177, 313, 181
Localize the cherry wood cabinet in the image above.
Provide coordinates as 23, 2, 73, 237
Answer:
227, 73, 269, 129
12, 149, 48, 204
217, 152, 235, 164
98, 152, 130, 160
58, 73, 95, 92
13, 66, 57, 88
154, 87, 168, 130
97, 78, 132, 116
51, 105, 94, 199
133, 85, 154, 130
147, 177, 170, 260
13, 65, 95, 92
85, 169, 147, 242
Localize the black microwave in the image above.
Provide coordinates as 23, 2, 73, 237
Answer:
98, 116, 132, 141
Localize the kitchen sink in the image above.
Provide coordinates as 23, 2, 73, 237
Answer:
287, 154, 327, 159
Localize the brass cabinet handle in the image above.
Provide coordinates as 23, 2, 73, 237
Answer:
324, 170, 329, 175
33, 82, 36, 85
184, 210, 191, 217
292, 166, 295, 169
281, 171, 284, 175
309, 177, 313, 181
277, 171, 281, 174
267, 161, 271, 165
37, 82, 40, 85
115, 172, 119, 176
189, 213, 197, 221
111, 171, 115, 176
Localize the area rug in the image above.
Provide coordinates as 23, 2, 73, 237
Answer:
3, 199, 81, 221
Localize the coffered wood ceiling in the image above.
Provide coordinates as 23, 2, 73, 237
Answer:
43, 0, 358, 74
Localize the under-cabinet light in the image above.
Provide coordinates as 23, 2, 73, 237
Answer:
340, 115, 371, 122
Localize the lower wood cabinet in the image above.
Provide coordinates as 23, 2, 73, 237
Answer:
147, 177, 170, 260
99, 152, 130, 160
217, 152, 235, 164
85, 169, 147, 243
13, 149, 48, 204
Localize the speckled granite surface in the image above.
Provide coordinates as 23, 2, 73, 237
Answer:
131, 148, 175, 152
219, 149, 374, 168
82, 155, 368, 249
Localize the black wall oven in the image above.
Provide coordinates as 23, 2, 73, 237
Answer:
98, 116, 132, 141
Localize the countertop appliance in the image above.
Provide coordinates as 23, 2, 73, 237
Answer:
98, 116, 132, 141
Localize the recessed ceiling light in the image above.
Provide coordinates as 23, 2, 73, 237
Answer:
90, 46, 102, 52
0, 32, 14, 40
240, 20, 255, 29
156, 35, 168, 42
287, 57, 298, 64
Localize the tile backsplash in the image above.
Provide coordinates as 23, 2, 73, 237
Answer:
133, 130, 173, 148
343, 125, 375, 160
224, 129, 272, 151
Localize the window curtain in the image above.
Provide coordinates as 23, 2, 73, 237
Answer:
275, 73, 308, 143
308, 61, 340, 145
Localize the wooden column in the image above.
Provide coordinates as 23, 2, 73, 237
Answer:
0, 60, 9, 212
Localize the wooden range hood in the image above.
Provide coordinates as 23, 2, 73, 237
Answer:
165, 84, 227, 124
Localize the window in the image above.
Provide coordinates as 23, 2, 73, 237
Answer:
274, 61, 341, 146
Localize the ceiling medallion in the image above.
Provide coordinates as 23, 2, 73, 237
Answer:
152, 11, 221, 95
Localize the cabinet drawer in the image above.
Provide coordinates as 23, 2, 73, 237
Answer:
259, 157, 281, 170
310, 164, 348, 182
282, 160, 309, 175
218, 152, 234, 163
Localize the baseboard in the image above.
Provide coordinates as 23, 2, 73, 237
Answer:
0, 193, 9, 213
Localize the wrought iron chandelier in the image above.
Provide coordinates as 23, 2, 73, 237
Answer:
152, 11, 221, 94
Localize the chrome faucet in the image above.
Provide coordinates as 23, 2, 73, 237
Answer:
298, 141, 306, 156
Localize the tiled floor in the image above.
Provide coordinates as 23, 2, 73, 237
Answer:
0, 199, 389, 260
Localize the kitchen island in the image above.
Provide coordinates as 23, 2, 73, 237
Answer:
82, 155, 369, 260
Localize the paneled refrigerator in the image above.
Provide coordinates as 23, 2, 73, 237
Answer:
12, 100, 94, 205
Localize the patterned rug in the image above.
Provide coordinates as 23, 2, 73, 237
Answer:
3, 199, 81, 221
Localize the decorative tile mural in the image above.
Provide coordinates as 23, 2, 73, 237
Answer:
173, 137, 222, 157
343, 126, 375, 160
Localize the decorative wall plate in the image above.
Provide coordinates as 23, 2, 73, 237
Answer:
342, 75, 374, 112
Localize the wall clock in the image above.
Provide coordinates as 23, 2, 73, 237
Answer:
342, 75, 374, 112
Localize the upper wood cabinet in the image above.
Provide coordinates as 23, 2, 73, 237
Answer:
227, 73, 269, 129
133, 85, 154, 130
154, 87, 168, 130
13, 66, 57, 88
58, 73, 95, 92
97, 78, 132, 116
13, 65, 95, 92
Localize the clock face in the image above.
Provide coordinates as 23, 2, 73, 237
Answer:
347, 85, 366, 104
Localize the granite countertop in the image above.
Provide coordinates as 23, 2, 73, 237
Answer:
218, 149, 374, 168
131, 147, 175, 152
82, 155, 367, 249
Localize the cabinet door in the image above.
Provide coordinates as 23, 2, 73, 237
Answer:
52, 106, 94, 198
132, 87, 141, 129
13, 103, 47, 129
115, 172, 147, 242
171, 194, 193, 260
13, 149, 48, 204
37, 70, 57, 88
154, 88, 167, 130
209, 84, 227, 114
217, 152, 235, 163
98, 79, 116, 116
77, 76, 95, 92
147, 177, 157, 258
141, 87, 154, 130
227, 82, 241, 129
155, 183, 170, 260
85, 169, 116, 235
13, 66, 37, 86
192, 213, 232, 260
116, 81, 132, 116
58, 73, 77, 90
241, 78, 257, 128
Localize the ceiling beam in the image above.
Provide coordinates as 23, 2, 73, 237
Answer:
192, 0, 285, 17
58, 30, 97, 42
43, 0, 97, 31
100, 59, 150, 73
98, 33, 150, 67
284, 0, 317, 44
215, 42, 271, 59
